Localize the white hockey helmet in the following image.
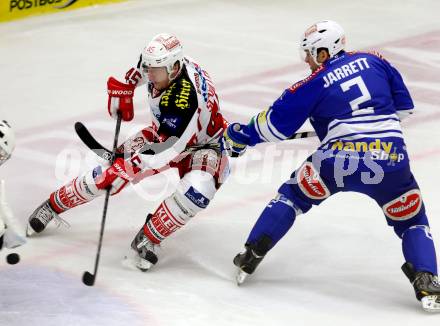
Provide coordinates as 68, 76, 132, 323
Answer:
0, 120, 15, 166
300, 20, 346, 65
141, 33, 184, 79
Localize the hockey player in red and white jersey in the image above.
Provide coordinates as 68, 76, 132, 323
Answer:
27, 33, 229, 271
0, 120, 26, 251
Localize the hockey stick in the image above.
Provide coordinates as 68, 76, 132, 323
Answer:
75, 122, 179, 162
75, 122, 115, 162
75, 121, 317, 162
288, 130, 316, 140
82, 113, 122, 287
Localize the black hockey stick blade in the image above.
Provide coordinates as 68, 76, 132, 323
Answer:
75, 122, 115, 162
75, 121, 180, 160
288, 130, 317, 140
82, 271, 95, 286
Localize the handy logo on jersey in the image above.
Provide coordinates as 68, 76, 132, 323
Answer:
296, 162, 330, 200
383, 189, 422, 221
371, 148, 405, 164
330, 139, 393, 153
328, 140, 405, 163
385, 147, 406, 166
184, 186, 210, 208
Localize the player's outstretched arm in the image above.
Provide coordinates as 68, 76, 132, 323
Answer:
221, 123, 254, 157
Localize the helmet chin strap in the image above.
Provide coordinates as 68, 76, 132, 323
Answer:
311, 49, 322, 66
167, 63, 183, 82
0, 148, 11, 166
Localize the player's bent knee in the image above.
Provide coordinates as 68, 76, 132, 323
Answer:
392, 213, 429, 238
269, 193, 303, 217
278, 182, 314, 214
383, 189, 423, 222
382, 189, 426, 238
144, 174, 216, 243
279, 161, 331, 213
175, 170, 217, 218
401, 224, 433, 240
295, 161, 331, 201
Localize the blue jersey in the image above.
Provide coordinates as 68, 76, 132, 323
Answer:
249, 51, 414, 148
241, 51, 438, 278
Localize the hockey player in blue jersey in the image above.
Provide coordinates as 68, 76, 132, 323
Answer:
221, 20, 440, 312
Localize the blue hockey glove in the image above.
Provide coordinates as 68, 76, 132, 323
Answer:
221, 123, 251, 157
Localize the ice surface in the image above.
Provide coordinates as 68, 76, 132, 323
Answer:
1, 0, 440, 325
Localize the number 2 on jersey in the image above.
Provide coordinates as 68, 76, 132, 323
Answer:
340, 76, 374, 116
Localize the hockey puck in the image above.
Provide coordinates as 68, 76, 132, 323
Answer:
6, 253, 20, 265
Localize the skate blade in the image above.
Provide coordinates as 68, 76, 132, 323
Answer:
25, 224, 35, 237
122, 250, 153, 272
421, 295, 440, 312
4, 231, 26, 249
236, 269, 249, 286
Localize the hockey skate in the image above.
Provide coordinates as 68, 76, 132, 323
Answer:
233, 244, 267, 285
402, 262, 440, 312
27, 200, 69, 236
130, 216, 158, 272
234, 235, 272, 285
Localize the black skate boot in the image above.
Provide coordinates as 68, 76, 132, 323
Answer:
402, 262, 440, 312
27, 200, 68, 236
233, 235, 272, 285
130, 214, 158, 272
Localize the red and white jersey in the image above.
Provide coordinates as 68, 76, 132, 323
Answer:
124, 56, 228, 169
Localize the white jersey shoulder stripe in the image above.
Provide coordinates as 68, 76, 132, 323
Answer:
321, 118, 402, 146
327, 113, 399, 130
254, 110, 285, 142
322, 130, 403, 147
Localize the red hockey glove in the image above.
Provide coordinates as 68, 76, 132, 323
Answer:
107, 77, 136, 122
95, 156, 142, 195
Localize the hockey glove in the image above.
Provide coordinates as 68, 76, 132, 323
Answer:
107, 77, 136, 122
221, 123, 252, 157
95, 156, 142, 195
0, 180, 26, 249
